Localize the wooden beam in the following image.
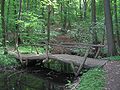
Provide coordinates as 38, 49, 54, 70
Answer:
76, 47, 91, 76
61, 43, 105, 47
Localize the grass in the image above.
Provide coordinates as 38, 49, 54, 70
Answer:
107, 56, 120, 61
77, 68, 105, 90
0, 46, 45, 67
18, 46, 45, 54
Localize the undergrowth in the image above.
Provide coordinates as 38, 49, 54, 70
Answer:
107, 56, 120, 61
0, 54, 18, 67
77, 68, 105, 90
18, 46, 45, 54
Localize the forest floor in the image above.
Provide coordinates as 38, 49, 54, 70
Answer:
104, 61, 120, 90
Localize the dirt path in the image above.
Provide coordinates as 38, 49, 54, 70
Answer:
104, 61, 120, 90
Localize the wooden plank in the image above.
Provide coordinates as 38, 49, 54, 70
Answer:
49, 43, 88, 49
50, 43, 105, 49
76, 47, 91, 76
61, 43, 105, 47
49, 54, 108, 68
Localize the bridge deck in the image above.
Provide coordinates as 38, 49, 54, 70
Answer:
8, 51, 108, 68
49, 54, 108, 68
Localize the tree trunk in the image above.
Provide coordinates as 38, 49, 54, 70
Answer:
91, 0, 98, 44
63, 9, 67, 31
1, 0, 8, 54
79, 0, 82, 19
16, 0, 22, 46
114, 0, 120, 47
18, 0, 22, 20
6, 0, 11, 32
83, 0, 87, 19
67, 0, 71, 30
60, 2, 63, 24
46, 5, 51, 68
41, 2, 45, 33
26, 0, 30, 10
47, 5, 51, 46
104, 0, 117, 56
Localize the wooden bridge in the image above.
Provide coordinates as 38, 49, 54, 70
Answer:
8, 51, 107, 67
8, 46, 108, 76
7, 31, 108, 76
5, 15, 109, 76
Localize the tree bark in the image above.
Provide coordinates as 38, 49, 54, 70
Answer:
91, 0, 98, 44
79, 0, 82, 19
1, 0, 8, 54
46, 5, 51, 68
83, 0, 87, 19
47, 5, 51, 46
6, 0, 11, 32
26, 0, 30, 10
114, 0, 120, 47
16, 0, 22, 46
104, 0, 117, 56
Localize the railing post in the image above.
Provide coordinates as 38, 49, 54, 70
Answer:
75, 47, 91, 77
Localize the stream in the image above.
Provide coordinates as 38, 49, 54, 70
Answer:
0, 63, 83, 90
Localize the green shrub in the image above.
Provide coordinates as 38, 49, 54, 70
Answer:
77, 68, 105, 90
0, 54, 18, 67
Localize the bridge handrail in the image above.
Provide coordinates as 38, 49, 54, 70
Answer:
49, 43, 106, 49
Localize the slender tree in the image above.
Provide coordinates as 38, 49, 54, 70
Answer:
83, 0, 87, 19
1, 0, 8, 54
91, 0, 98, 44
114, 0, 120, 47
6, 0, 11, 32
79, 0, 82, 18
63, 3, 67, 31
16, 0, 22, 46
26, 0, 30, 11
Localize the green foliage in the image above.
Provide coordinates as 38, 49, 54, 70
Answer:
16, 12, 47, 44
0, 54, 18, 67
68, 21, 92, 43
2, 0, 118, 50
21, 33, 47, 44
107, 56, 120, 61
18, 46, 45, 54
77, 68, 105, 90
20, 12, 44, 32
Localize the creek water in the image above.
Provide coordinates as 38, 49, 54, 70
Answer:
0, 64, 79, 90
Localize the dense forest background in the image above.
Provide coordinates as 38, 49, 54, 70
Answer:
0, 0, 120, 56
